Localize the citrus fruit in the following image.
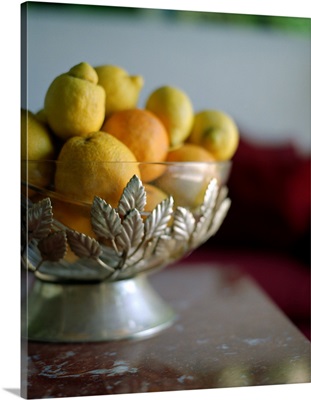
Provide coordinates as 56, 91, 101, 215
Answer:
144, 183, 168, 213
52, 199, 96, 264
21, 108, 56, 191
21, 109, 56, 162
102, 108, 169, 182
35, 109, 48, 125
52, 199, 94, 237
44, 62, 105, 140
166, 143, 215, 162
145, 85, 194, 148
95, 64, 144, 117
154, 163, 218, 209
54, 131, 140, 207
187, 109, 239, 161
29, 193, 94, 263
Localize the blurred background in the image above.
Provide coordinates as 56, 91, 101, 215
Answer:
22, 2, 310, 338
24, 2, 310, 152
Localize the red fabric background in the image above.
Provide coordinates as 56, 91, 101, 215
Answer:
183, 136, 311, 339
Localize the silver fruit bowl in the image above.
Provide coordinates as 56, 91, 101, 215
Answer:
21, 160, 231, 342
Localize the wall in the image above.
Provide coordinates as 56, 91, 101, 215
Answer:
23, 3, 310, 153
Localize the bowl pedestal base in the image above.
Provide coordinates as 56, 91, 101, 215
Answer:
23, 274, 177, 342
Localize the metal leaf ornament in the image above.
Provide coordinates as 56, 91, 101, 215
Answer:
23, 175, 231, 282
37, 231, 67, 264
66, 230, 102, 259
27, 198, 53, 241
118, 174, 146, 215
66, 230, 115, 273
144, 196, 174, 240
172, 207, 196, 242
115, 208, 144, 254
91, 197, 122, 240
23, 197, 68, 272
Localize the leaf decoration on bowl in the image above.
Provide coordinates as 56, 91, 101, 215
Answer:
37, 231, 67, 264
115, 208, 144, 253
91, 197, 122, 241
117, 174, 146, 215
23, 175, 231, 282
27, 197, 53, 241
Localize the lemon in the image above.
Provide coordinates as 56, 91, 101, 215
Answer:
187, 110, 239, 161
44, 62, 106, 140
35, 109, 48, 125
54, 131, 140, 207
144, 183, 168, 213
21, 109, 55, 161
145, 85, 194, 148
21, 108, 56, 189
95, 64, 144, 117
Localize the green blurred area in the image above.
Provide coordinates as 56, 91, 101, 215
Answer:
26, 2, 310, 36
173, 10, 310, 35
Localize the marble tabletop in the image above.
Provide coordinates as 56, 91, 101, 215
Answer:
21, 264, 311, 398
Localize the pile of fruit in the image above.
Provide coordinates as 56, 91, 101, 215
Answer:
21, 61, 239, 235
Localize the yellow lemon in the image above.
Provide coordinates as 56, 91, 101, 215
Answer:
95, 64, 144, 118
44, 62, 105, 140
187, 109, 239, 161
35, 108, 49, 125
144, 183, 168, 213
145, 85, 194, 148
54, 131, 140, 207
21, 108, 56, 191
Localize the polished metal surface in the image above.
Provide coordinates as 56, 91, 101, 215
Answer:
23, 273, 176, 342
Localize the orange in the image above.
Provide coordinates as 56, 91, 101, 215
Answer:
102, 108, 169, 182
29, 193, 93, 237
166, 143, 215, 162
52, 197, 95, 263
51, 199, 94, 238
